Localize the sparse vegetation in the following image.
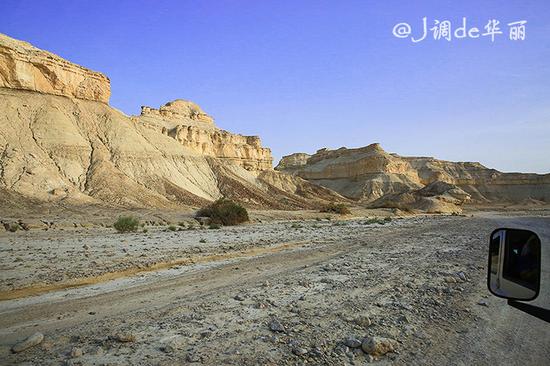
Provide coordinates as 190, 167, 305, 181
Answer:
363, 217, 392, 225
8, 223, 19, 232
113, 216, 140, 233
197, 198, 249, 226
320, 203, 351, 215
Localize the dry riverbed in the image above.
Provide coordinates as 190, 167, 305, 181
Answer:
1, 213, 549, 365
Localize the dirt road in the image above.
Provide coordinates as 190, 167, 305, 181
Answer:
0, 214, 548, 365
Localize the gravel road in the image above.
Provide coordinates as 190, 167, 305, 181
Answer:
0, 214, 548, 365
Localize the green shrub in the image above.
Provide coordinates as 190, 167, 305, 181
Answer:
8, 223, 19, 232
142, 228, 148, 233
199, 238, 206, 243
167, 225, 177, 231
209, 223, 221, 230
197, 199, 249, 226
113, 216, 140, 233
320, 203, 351, 215
384, 216, 392, 222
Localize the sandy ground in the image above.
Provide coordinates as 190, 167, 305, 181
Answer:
0, 211, 549, 365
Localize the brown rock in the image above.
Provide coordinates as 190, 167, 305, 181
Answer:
361, 336, 397, 356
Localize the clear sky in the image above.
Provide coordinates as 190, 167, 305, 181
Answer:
1, 0, 549, 173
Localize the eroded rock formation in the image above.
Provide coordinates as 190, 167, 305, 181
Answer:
139, 100, 273, 171
0, 33, 110, 103
0, 33, 343, 210
277, 143, 550, 212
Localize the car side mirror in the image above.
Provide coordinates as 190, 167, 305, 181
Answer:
488, 228, 541, 301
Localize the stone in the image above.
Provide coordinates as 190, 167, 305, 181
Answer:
361, 336, 398, 356
11, 332, 44, 353
110, 332, 136, 342
268, 318, 286, 333
344, 337, 362, 348
70, 347, 83, 358
354, 314, 372, 327
0, 34, 110, 103
292, 347, 308, 356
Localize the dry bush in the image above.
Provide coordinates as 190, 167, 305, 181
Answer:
113, 216, 140, 233
197, 198, 249, 226
320, 203, 351, 215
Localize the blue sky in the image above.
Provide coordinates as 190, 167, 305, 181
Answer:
1, 0, 549, 173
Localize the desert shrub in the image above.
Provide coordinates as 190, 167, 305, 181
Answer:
113, 216, 140, 233
291, 223, 303, 229
384, 216, 392, 222
199, 238, 206, 243
320, 203, 351, 215
167, 225, 177, 231
142, 228, 148, 233
8, 223, 19, 232
197, 199, 249, 226
209, 223, 221, 230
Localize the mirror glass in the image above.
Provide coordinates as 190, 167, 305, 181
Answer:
488, 228, 541, 301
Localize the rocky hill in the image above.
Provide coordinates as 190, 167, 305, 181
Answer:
276, 144, 550, 212
0, 33, 344, 211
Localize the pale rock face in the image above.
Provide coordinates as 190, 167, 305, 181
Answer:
0, 33, 343, 210
139, 100, 273, 171
141, 100, 214, 124
0, 33, 110, 103
277, 143, 550, 210
275, 153, 311, 171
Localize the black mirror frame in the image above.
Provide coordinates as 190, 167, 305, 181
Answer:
487, 228, 541, 302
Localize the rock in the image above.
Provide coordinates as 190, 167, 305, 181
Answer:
110, 332, 136, 342
477, 300, 489, 307
11, 332, 44, 353
361, 336, 398, 356
292, 347, 308, 356
268, 318, 286, 333
234, 294, 245, 301
276, 143, 550, 210
344, 337, 362, 348
92, 346, 104, 356
0, 33, 110, 103
354, 314, 372, 327
457, 272, 467, 281
0, 32, 344, 212
70, 347, 83, 358
186, 352, 201, 362
444, 276, 457, 284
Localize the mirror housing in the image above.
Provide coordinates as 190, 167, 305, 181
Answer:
487, 228, 541, 301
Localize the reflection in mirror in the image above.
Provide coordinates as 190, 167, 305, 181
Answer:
488, 228, 541, 301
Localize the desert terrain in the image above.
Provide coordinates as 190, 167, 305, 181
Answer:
1, 209, 549, 365
1, 32, 549, 365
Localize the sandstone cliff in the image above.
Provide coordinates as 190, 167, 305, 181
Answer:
0, 33, 344, 210
138, 100, 273, 171
0, 33, 110, 103
276, 144, 550, 212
